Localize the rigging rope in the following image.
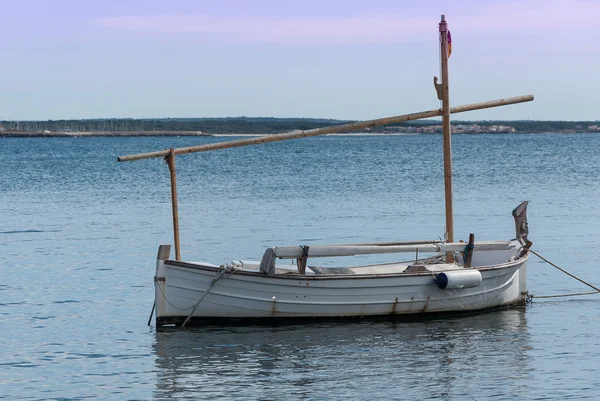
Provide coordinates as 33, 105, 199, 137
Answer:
529, 249, 600, 299
154, 263, 238, 315
180, 263, 238, 327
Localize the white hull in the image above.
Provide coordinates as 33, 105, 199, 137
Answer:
154, 246, 528, 326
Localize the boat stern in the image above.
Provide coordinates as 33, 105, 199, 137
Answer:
154, 244, 171, 325
512, 201, 531, 305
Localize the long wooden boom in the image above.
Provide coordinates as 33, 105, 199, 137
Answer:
117, 94, 533, 162
273, 241, 515, 259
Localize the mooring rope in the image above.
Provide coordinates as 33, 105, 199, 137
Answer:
155, 280, 197, 311
530, 249, 600, 299
530, 291, 599, 299
153, 264, 238, 325
181, 264, 237, 327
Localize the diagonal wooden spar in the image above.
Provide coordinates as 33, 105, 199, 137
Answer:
119, 93, 533, 261
117, 94, 533, 162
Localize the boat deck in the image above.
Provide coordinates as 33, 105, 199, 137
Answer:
187, 259, 465, 276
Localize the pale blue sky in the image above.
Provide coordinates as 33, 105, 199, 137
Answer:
2, 0, 598, 121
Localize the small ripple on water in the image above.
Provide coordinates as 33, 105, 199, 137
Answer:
0, 361, 40, 368
0, 229, 61, 234
0, 301, 27, 306
68, 353, 107, 359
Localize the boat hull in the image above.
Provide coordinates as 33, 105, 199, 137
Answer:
154, 255, 528, 327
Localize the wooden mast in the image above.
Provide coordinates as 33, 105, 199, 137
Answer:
166, 148, 181, 261
439, 15, 454, 262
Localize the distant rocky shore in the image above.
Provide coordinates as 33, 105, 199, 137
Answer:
2, 127, 599, 138
2, 119, 599, 137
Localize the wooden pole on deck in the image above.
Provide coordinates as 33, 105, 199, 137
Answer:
440, 15, 454, 262
166, 148, 181, 261
464, 233, 475, 268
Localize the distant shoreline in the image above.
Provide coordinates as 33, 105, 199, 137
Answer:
2, 118, 600, 137
0, 131, 209, 138
1, 130, 598, 138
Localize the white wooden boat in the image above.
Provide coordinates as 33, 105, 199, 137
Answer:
153, 227, 530, 326
118, 15, 534, 327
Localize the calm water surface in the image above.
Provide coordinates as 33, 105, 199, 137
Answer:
1, 134, 600, 400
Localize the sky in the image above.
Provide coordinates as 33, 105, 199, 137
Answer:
2, 0, 599, 121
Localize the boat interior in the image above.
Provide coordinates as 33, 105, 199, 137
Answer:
187, 238, 525, 276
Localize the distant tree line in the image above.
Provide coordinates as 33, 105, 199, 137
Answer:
0, 117, 343, 134
1, 117, 598, 134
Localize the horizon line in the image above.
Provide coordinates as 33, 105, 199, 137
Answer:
1, 117, 599, 123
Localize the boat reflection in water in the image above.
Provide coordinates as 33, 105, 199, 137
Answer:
153, 310, 531, 399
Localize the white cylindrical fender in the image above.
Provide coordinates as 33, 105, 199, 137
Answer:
435, 269, 482, 290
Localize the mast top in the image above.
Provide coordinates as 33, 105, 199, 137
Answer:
439, 15, 448, 32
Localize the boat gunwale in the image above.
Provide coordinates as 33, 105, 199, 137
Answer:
162, 252, 528, 281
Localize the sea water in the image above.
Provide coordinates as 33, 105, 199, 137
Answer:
1, 133, 600, 400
